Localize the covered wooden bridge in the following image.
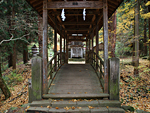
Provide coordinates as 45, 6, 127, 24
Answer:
26, 0, 125, 112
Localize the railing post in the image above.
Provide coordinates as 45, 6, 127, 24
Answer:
50, 62, 52, 79
29, 56, 42, 103
108, 58, 120, 100
58, 54, 59, 68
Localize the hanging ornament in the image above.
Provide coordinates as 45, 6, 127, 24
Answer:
83, 8, 86, 21
61, 8, 66, 21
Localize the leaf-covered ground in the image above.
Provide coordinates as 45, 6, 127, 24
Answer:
0, 59, 150, 113
0, 64, 31, 113
120, 58, 150, 112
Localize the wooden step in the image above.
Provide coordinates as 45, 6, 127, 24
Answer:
27, 106, 125, 113
43, 93, 109, 99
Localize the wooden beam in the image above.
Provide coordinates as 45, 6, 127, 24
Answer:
47, 1, 103, 9
103, 0, 108, 94
68, 39, 86, 42
61, 22, 92, 25
65, 28, 89, 31
42, 0, 48, 94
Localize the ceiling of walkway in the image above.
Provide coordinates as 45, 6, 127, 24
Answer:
26, 0, 123, 41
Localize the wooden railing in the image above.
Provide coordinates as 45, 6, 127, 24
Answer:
47, 52, 64, 90
87, 51, 105, 90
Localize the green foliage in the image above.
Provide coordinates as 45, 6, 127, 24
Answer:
2, 71, 23, 86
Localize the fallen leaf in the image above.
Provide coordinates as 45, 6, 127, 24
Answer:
85, 92, 87, 94
72, 106, 75, 110
55, 107, 59, 109
77, 107, 82, 109
41, 106, 43, 108
64, 106, 69, 110
88, 106, 94, 109
47, 106, 51, 109
106, 106, 109, 109
67, 92, 70, 94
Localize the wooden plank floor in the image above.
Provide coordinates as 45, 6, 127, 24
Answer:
48, 64, 104, 96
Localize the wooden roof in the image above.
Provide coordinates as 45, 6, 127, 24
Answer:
26, 0, 123, 40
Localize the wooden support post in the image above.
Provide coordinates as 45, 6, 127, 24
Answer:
92, 32, 94, 64
64, 31, 66, 63
103, 0, 108, 93
96, 24, 99, 71
108, 58, 120, 100
65, 34, 68, 64
29, 57, 42, 103
38, 15, 43, 57
60, 26, 62, 65
86, 38, 89, 63
89, 37, 90, 51
42, 0, 48, 94
54, 15, 57, 71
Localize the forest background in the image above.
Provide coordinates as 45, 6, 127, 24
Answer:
0, 0, 150, 112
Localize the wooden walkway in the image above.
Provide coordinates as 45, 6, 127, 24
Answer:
43, 64, 109, 99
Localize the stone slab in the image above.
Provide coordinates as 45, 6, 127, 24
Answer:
91, 107, 109, 113
67, 107, 90, 113
30, 100, 51, 107
77, 100, 99, 107
99, 100, 121, 107
52, 100, 77, 107
108, 107, 125, 113
27, 107, 49, 113
43, 93, 109, 99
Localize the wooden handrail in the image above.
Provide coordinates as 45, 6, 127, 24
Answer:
87, 51, 105, 90
47, 52, 65, 89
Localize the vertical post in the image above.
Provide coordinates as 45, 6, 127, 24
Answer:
86, 38, 88, 63
108, 58, 120, 100
60, 26, 62, 65
65, 34, 68, 64
64, 31, 66, 63
42, 0, 48, 94
29, 57, 42, 103
54, 15, 57, 71
38, 15, 43, 57
96, 24, 99, 71
89, 37, 90, 51
71, 48, 73, 58
92, 32, 94, 64
103, 0, 108, 93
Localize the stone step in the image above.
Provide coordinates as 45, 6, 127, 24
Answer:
29, 99, 121, 108
42, 93, 109, 99
27, 106, 125, 113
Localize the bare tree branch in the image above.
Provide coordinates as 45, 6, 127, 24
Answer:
0, 34, 30, 45
0, 0, 4, 4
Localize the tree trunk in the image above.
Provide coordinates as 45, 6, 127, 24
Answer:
0, 63, 11, 100
148, 4, 150, 67
12, 0, 16, 69
8, 53, 13, 68
23, 42, 28, 64
144, 19, 147, 56
134, 0, 139, 76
